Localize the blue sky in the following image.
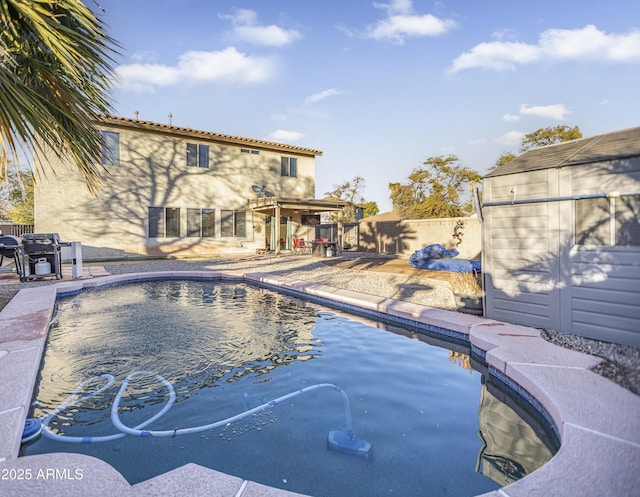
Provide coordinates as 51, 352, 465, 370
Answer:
100, 0, 640, 211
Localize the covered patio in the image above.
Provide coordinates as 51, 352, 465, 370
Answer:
247, 196, 350, 256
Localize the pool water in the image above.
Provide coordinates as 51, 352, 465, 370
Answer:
23, 281, 554, 497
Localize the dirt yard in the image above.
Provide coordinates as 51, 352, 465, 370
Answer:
322, 256, 482, 295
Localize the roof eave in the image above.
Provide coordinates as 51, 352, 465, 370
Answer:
96, 114, 323, 157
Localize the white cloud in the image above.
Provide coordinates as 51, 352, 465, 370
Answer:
221, 8, 257, 26
268, 129, 304, 142
599, 98, 612, 105
131, 50, 159, 64
503, 113, 521, 122
220, 9, 302, 47
491, 28, 519, 41
496, 130, 525, 146
373, 0, 413, 15
116, 47, 275, 92
451, 41, 539, 72
451, 25, 640, 72
305, 88, 344, 104
519, 103, 571, 120
366, 14, 456, 44
363, 0, 456, 44
234, 25, 302, 46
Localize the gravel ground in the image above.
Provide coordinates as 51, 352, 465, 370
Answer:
1, 254, 638, 395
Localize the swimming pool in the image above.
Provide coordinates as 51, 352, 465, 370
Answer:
22, 280, 555, 497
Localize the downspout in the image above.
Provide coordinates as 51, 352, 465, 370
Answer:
245, 200, 255, 243
337, 210, 344, 253
274, 204, 281, 256
248, 209, 255, 242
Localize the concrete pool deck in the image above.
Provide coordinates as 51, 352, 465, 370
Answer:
0, 270, 638, 497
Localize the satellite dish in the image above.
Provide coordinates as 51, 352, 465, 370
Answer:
252, 185, 266, 196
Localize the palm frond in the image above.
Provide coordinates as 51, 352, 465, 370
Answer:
0, 0, 120, 192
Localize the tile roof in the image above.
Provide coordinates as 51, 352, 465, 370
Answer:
97, 114, 323, 157
484, 126, 640, 178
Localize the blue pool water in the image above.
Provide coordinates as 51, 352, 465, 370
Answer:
23, 281, 555, 497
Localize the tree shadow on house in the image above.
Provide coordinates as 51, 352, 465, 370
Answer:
63, 133, 315, 259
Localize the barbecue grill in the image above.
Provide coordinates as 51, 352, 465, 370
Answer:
0, 235, 23, 276
21, 233, 63, 281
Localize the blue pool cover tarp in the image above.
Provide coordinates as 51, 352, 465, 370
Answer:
408, 244, 481, 273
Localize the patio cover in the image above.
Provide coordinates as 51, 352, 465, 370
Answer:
248, 197, 350, 254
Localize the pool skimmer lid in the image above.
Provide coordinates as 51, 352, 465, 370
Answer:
22, 418, 43, 443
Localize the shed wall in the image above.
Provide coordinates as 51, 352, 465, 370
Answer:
483, 158, 640, 346
563, 158, 640, 345
483, 169, 561, 330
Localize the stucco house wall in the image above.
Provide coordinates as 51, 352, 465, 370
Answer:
482, 126, 640, 346
34, 116, 320, 259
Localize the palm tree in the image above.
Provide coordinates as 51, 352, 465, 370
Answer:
0, 0, 119, 192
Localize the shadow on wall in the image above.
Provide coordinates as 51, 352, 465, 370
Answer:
358, 220, 416, 255
38, 132, 316, 259
484, 166, 640, 346
357, 217, 481, 259
60, 244, 161, 261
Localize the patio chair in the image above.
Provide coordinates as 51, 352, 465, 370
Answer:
299, 240, 312, 255
293, 238, 304, 254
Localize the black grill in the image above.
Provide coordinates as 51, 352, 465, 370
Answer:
21, 233, 63, 281
0, 235, 23, 276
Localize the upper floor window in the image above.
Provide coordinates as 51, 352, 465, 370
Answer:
187, 143, 209, 168
241, 148, 260, 155
281, 156, 297, 177
101, 131, 120, 166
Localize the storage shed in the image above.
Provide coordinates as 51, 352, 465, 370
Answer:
481, 126, 640, 346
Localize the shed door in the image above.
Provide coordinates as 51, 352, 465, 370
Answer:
483, 201, 562, 331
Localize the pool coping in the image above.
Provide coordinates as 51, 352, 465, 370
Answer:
0, 270, 638, 497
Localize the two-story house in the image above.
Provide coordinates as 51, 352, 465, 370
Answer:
34, 115, 347, 259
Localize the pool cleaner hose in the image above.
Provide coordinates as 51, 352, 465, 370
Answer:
25, 371, 372, 459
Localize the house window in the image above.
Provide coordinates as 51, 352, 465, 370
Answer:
187, 143, 209, 168
281, 157, 297, 177
149, 207, 180, 237
187, 208, 216, 237
148, 207, 164, 238
221, 210, 246, 237
575, 196, 640, 246
166, 208, 180, 237
241, 148, 260, 155
101, 131, 120, 166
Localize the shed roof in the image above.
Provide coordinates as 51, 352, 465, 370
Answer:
97, 114, 323, 157
484, 125, 640, 178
